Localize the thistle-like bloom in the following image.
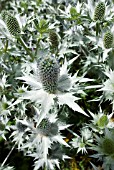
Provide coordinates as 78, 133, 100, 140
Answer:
103, 31, 113, 49
1, 11, 21, 36
94, 2, 105, 21
85, 0, 112, 22
14, 110, 70, 169
88, 108, 114, 133
38, 56, 60, 94
91, 128, 114, 170
71, 128, 93, 154
17, 56, 88, 120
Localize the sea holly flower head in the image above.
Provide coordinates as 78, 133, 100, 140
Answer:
17, 56, 88, 117
1, 11, 21, 36
88, 108, 114, 133
103, 31, 114, 49
91, 128, 114, 170
38, 56, 60, 94
94, 2, 105, 21
13, 110, 70, 170
71, 128, 93, 154
85, 0, 111, 23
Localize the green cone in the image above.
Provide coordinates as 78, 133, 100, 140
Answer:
103, 32, 113, 49
102, 138, 114, 154
38, 56, 60, 94
94, 2, 105, 21
38, 118, 58, 136
1, 11, 21, 36
49, 30, 59, 48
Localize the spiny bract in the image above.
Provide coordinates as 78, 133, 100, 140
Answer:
94, 2, 105, 21
38, 56, 60, 94
103, 32, 113, 49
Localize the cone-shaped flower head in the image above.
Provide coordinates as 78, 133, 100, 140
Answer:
101, 138, 114, 155
38, 118, 58, 137
94, 2, 105, 21
103, 31, 113, 49
91, 129, 114, 169
49, 30, 59, 48
38, 56, 60, 94
16, 121, 27, 132
1, 11, 21, 36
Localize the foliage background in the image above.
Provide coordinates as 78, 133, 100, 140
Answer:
0, 0, 114, 170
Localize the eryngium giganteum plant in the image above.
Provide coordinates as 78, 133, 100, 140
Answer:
94, 2, 105, 21
103, 31, 113, 49
1, 11, 21, 36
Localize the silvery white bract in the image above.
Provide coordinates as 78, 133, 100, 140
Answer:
10, 109, 70, 170
71, 128, 93, 154
88, 108, 114, 133
17, 56, 88, 121
91, 128, 114, 170
99, 69, 114, 109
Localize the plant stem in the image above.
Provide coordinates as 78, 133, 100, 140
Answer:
4, 39, 8, 53
17, 37, 34, 61
96, 22, 100, 36
1, 143, 16, 167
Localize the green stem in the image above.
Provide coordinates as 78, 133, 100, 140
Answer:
4, 39, 8, 53
35, 33, 42, 55
17, 37, 34, 61
96, 22, 99, 36
44, 164, 47, 170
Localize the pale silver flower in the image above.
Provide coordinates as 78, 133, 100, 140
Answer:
17, 56, 88, 123
17, 109, 70, 169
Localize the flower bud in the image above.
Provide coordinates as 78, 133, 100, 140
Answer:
94, 2, 105, 21
103, 31, 113, 49
6, 14, 21, 36
1, 11, 21, 36
49, 30, 59, 48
